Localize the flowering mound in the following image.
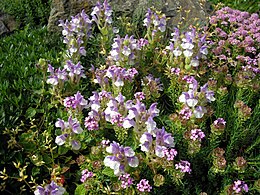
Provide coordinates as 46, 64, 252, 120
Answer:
1, 1, 259, 194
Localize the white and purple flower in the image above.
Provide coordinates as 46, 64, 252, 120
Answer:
104, 141, 139, 176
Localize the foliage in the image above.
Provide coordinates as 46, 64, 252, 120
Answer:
0, 1, 259, 195
0, 0, 51, 27
0, 26, 63, 193
208, 0, 260, 13
0, 25, 62, 128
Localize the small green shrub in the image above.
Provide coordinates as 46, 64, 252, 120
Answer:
0, 25, 62, 129
0, 0, 51, 27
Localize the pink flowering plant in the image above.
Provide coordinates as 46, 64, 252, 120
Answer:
1, 1, 259, 194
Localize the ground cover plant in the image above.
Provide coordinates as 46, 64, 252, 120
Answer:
0, 0, 259, 194
0, 0, 51, 27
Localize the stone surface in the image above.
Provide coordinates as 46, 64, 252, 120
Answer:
47, 0, 209, 32
0, 20, 9, 35
0, 11, 19, 36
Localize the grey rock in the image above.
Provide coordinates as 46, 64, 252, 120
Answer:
47, 0, 209, 32
0, 20, 9, 35
0, 11, 19, 36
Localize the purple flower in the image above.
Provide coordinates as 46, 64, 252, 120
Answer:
55, 119, 66, 131
213, 118, 226, 129
134, 92, 145, 101
145, 117, 157, 135
96, 65, 138, 87
155, 127, 175, 157
101, 140, 110, 148
179, 90, 198, 108
80, 169, 94, 183
64, 61, 85, 82
91, 0, 113, 27
71, 140, 81, 150
166, 42, 174, 51
104, 142, 139, 176
144, 8, 166, 34
190, 129, 205, 141
59, 10, 92, 58
140, 132, 153, 152
137, 179, 152, 192
47, 65, 67, 86
34, 181, 66, 195
55, 116, 83, 150
171, 68, 181, 75
63, 91, 88, 110
232, 180, 249, 193
175, 160, 192, 173
141, 74, 163, 94
55, 134, 68, 146
138, 38, 149, 47
194, 106, 207, 118
109, 35, 140, 65
84, 111, 100, 131
143, 8, 152, 27
67, 116, 83, 134
163, 148, 178, 161
119, 173, 134, 189
179, 107, 193, 120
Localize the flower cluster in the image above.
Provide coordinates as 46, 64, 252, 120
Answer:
140, 127, 176, 160
55, 116, 83, 150
163, 148, 178, 161
64, 60, 86, 83
209, 7, 260, 88
104, 141, 139, 176
143, 8, 166, 41
34, 181, 66, 195
91, 0, 113, 28
80, 169, 94, 183
46, 64, 67, 86
94, 65, 138, 88
178, 77, 215, 119
63, 91, 88, 111
47, 61, 86, 87
118, 173, 134, 189
84, 80, 162, 137
58, 10, 92, 60
175, 161, 192, 174
109, 35, 148, 66
232, 180, 249, 193
137, 179, 152, 192
123, 101, 160, 135
166, 27, 208, 70
190, 129, 205, 141
84, 91, 110, 131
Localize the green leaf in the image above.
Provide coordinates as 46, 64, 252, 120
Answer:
102, 167, 116, 177
75, 184, 87, 195
32, 167, 40, 177
58, 146, 69, 155
42, 154, 52, 165
25, 107, 37, 119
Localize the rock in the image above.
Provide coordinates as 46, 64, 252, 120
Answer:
0, 11, 19, 36
47, 0, 93, 32
47, 0, 209, 32
0, 20, 9, 36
